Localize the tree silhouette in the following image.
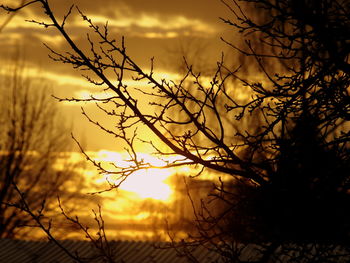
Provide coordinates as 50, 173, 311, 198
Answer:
1, 0, 350, 261
0, 53, 78, 239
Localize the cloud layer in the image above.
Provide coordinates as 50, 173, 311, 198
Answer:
0, 0, 231, 151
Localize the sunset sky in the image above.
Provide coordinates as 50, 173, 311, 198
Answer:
0, 0, 232, 151
1, 1, 349, 258
0, 0, 235, 240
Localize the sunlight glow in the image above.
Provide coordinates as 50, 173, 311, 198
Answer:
92, 151, 175, 202
120, 168, 172, 201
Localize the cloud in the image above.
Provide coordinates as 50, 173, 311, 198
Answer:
72, 12, 217, 39
0, 0, 228, 153
1, 0, 227, 39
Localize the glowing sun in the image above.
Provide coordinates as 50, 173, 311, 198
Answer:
119, 168, 172, 201
93, 151, 174, 201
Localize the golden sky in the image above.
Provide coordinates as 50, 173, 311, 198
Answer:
0, 0, 234, 240
0, 0, 232, 151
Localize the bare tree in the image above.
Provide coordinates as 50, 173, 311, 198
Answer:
1, 0, 350, 261
0, 53, 79, 239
